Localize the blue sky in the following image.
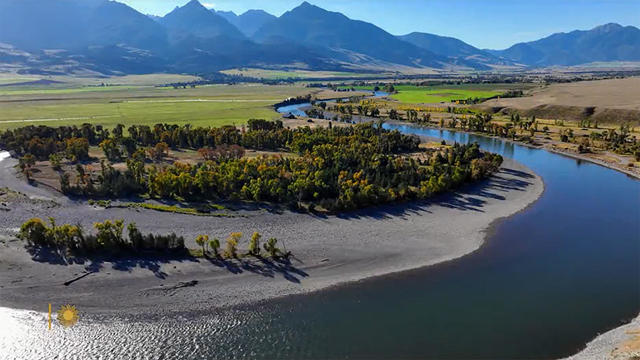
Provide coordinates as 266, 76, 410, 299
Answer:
121, 0, 640, 49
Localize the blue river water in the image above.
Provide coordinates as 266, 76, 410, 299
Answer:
209, 121, 638, 359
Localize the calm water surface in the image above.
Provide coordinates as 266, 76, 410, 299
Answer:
2, 123, 639, 359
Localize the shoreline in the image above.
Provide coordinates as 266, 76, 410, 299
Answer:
563, 313, 640, 360
387, 121, 640, 180
0, 156, 544, 316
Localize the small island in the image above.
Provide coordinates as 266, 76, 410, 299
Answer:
0, 117, 542, 315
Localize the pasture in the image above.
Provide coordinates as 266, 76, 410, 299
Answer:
0, 83, 311, 130
390, 85, 504, 104
339, 83, 525, 104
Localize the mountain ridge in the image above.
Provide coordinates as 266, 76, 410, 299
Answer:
252, 2, 481, 69
0, 0, 637, 75
215, 9, 277, 37
488, 23, 640, 66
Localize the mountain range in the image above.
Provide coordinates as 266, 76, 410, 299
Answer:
0, 0, 638, 76
215, 9, 277, 37
487, 23, 640, 66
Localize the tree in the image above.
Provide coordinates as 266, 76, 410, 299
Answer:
100, 139, 121, 162
18, 218, 48, 246
19, 154, 36, 181
49, 153, 62, 171
127, 222, 144, 250
224, 232, 241, 258
65, 137, 90, 162
263, 237, 280, 258
93, 219, 125, 249
209, 238, 221, 258
148, 142, 169, 162
248, 232, 261, 256
195, 234, 209, 255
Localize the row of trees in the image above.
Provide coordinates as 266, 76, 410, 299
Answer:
19, 218, 185, 255
194, 232, 284, 259
19, 217, 286, 260
589, 125, 640, 160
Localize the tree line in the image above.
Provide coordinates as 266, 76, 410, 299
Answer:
3, 121, 501, 211
19, 217, 286, 260
73, 123, 499, 211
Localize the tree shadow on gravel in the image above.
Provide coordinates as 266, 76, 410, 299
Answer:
26, 246, 198, 279
205, 256, 309, 283
334, 167, 535, 221
25, 245, 308, 283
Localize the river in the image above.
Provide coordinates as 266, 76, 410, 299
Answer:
1, 109, 638, 359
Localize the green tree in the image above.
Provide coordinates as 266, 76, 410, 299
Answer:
19, 154, 36, 181
224, 232, 241, 258
263, 237, 280, 258
93, 219, 125, 249
195, 234, 209, 255
49, 153, 62, 171
18, 218, 48, 246
248, 232, 261, 256
209, 238, 221, 258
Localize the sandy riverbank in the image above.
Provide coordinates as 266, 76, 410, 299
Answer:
0, 152, 544, 316
563, 313, 640, 360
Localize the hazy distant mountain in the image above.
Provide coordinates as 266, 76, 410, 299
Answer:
1, 0, 636, 75
160, 2, 334, 72
489, 23, 640, 66
215, 10, 237, 23
217, 9, 277, 37
398, 32, 512, 66
0, 0, 82, 50
253, 1, 464, 69
86, 1, 168, 51
161, 0, 245, 40
0, 0, 169, 73
0, 0, 339, 74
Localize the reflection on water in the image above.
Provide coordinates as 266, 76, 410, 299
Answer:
275, 103, 309, 117
3, 124, 639, 359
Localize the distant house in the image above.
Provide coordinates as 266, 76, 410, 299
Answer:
282, 113, 297, 119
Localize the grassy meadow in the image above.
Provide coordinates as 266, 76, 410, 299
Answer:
0, 80, 311, 130
341, 83, 532, 104
390, 85, 503, 103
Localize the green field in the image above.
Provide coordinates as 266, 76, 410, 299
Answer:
0, 83, 310, 130
390, 85, 502, 103
340, 83, 526, 104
